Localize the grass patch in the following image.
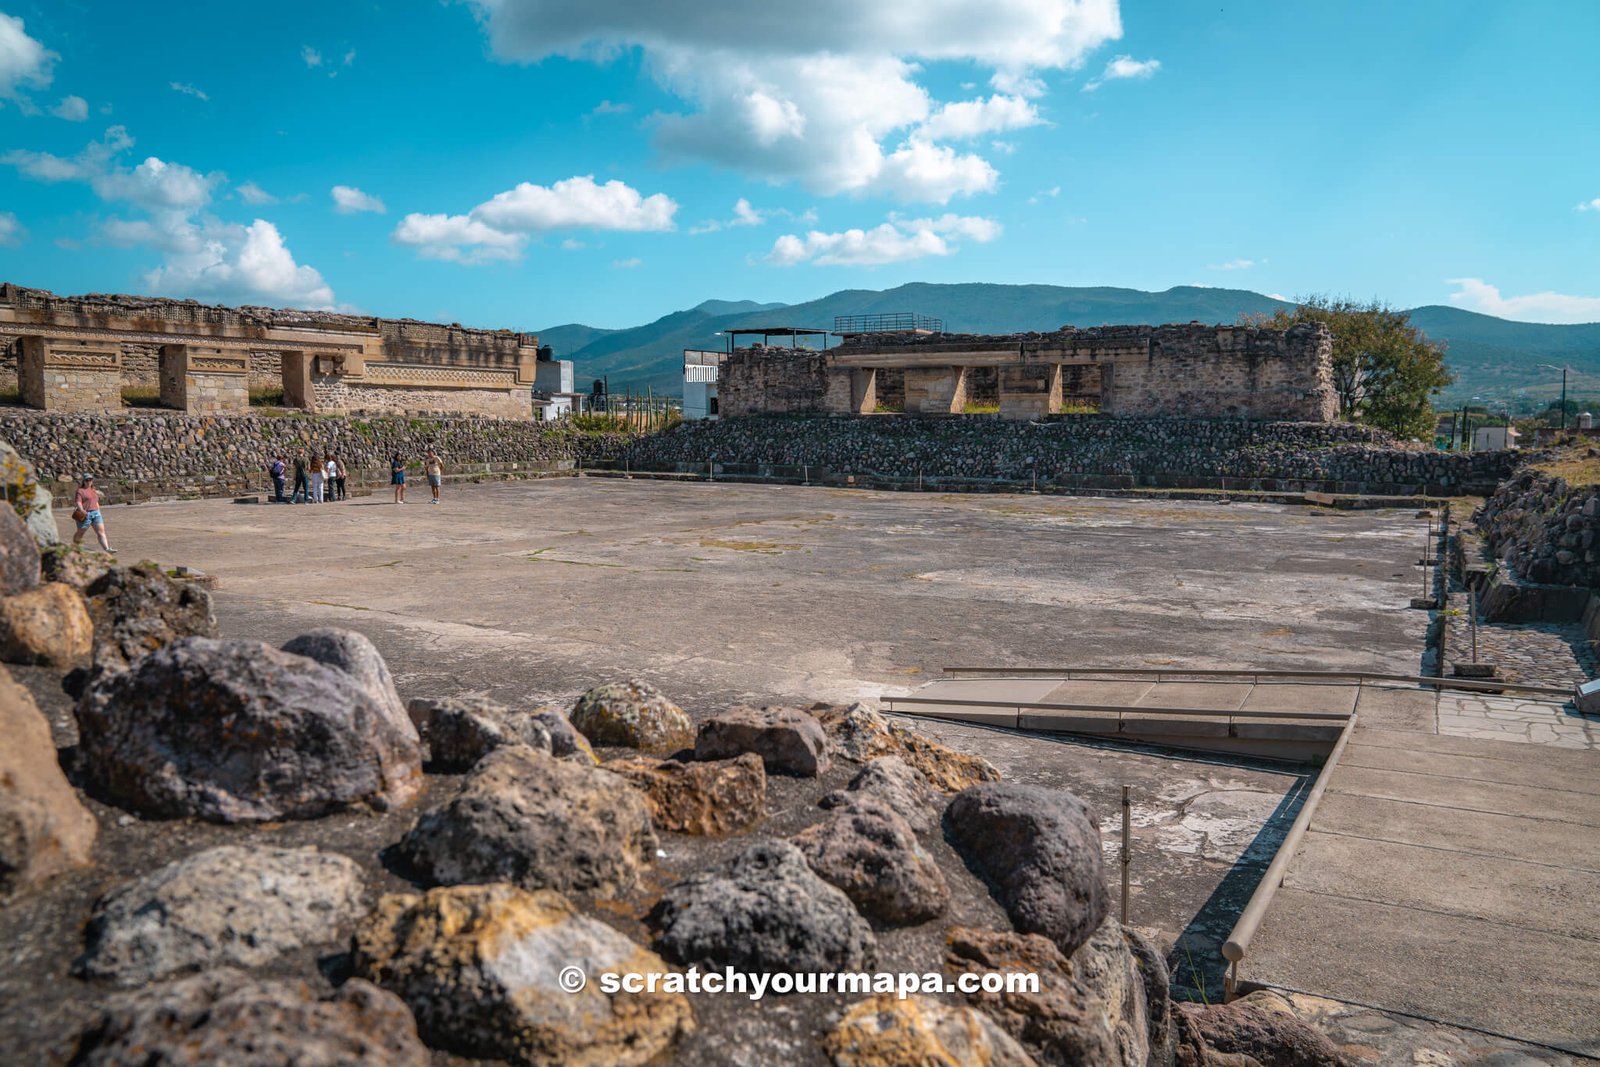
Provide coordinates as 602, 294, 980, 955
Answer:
1529, 451, 1600, 488
249, 386, 286, 406
0, 386, 22, 406
122, 385, 166, 408
962, 402, 1001, 414
698, 538, 803, 554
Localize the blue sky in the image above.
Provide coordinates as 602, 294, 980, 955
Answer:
1, 0, 1596, 331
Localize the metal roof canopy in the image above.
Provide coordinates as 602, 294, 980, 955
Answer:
722, 326, 831, 352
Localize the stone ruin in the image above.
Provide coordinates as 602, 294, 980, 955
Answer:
718, 321, 1338, 422
0, 284, 561, 419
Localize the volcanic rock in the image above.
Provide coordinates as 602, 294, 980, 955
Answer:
0, 581, 93, 667
792, 800, 948, 926
695, 704, 831, 776
604, 752, 766, 835
0, 664, 96, 898
570, 679, 695, 752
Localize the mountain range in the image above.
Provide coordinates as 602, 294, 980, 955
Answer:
535, 282, 1600, 407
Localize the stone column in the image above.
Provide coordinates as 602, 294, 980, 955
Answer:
850, 368, 878, 413
903, 367, 968, 414
281, 351, 313, 410
158, 345, 249, 413
18, 336, 123, 412
998, 363, 1063, 419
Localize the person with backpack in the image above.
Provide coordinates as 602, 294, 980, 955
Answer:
333, 455, 348, 501
269, 456, 287, 502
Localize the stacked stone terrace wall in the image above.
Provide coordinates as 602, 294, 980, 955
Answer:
0, 410, 631, 504
1476, 467, 1600, 587
621, 415, 1518, 496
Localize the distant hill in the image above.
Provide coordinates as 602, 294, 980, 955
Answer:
535, 282, 1597, 403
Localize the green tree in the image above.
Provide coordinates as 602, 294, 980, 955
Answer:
1243, 296, 1453, 439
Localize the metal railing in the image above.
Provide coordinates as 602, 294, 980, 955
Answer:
885, 694, 1351, 733
834, 312, 945, 334
939, 665, 1574, 699
1221, 712, 1359, 995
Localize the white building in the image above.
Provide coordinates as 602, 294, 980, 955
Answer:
533, 352, 576, 419
683, 349, 723, 420
1471, 425, 1520, 450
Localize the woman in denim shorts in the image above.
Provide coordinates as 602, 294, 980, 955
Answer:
72, 474, 114, 553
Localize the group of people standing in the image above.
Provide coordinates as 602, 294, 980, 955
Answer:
267, 448, 446, 505
269, 449, 347, 504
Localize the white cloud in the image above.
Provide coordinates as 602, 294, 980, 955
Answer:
589, 99, 630, 116
1026, 184, 1061, 204
561, 237, 585, 250
0, 211, 24, 247
1267, 293, 1288, 301
2, 125, 334, 307
916, 94, 1041, 141
302, 45, 323, 68
237, 180, 278, 205
343, 49, 357, 66
467, 0, 1123, 202
1446, 278, 1600, 325
1209, 258, 1257, 270
990, 140, 1017, 155
51, 94, 87, 121
0, 13, 54, 102
169, 81, 209, 102
613, 257, 644, 268
395, 175, 677, 263
144, 218, 335, 308
331, 184, 387, 214
393, 213, 526, 263
1083, 54, 1159, 91
1578, 198, 1600, 212
690, 197, 769, 234
766, 212, 999, 266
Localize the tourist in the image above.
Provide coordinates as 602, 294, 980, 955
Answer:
268, 455, 286, 502
71, 475, 113, 553
425, 450, 444, 504
391, 453, 407, 503
324, 454, 339, 501
291, 449, 309, 503
310, 453, 325, 503
334, 455, 348, 501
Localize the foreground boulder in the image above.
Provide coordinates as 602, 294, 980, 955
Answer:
282, 628, 414, 741
0, 503, 40, 596
40, 543, 113, 590
813, 702, 1000, 791
0, 581, 92, 667
1175, 991, 1355, 1067
0, 665, 96, 898
651, 839, 874, 974
792, 800, 948, 926
570, 679, 695, 752
824, 994, 1037, 1067
84, 563, 218, 675
75, 845, 367, 985
695, 704, 831, 776
604, 753, 766, 835
945, 783, 1109, 957
408, 694, 596, 770
0, 438, 57, 548
820, 755, 943, 832
399, 745, 656, 896
75, 636, 424, 822
70, 968, 429, 1067
947, 920, 1172, 1067
353, 884, 693, 1067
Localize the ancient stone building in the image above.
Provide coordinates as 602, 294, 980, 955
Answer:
718, 322, 1337, 422
0, 284, 545, 418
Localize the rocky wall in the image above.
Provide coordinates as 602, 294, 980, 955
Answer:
6, 344, 285, 394
1475, 466, 1600, 587
620, 415, 1518, 496
0, 410, 632, 503
719, 347, 830, 417
309, 375, 533, 419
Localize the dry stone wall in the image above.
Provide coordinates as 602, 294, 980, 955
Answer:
621, 415, 1517, 496
0, 411, 631, 504
1476, 467, 1600, 587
